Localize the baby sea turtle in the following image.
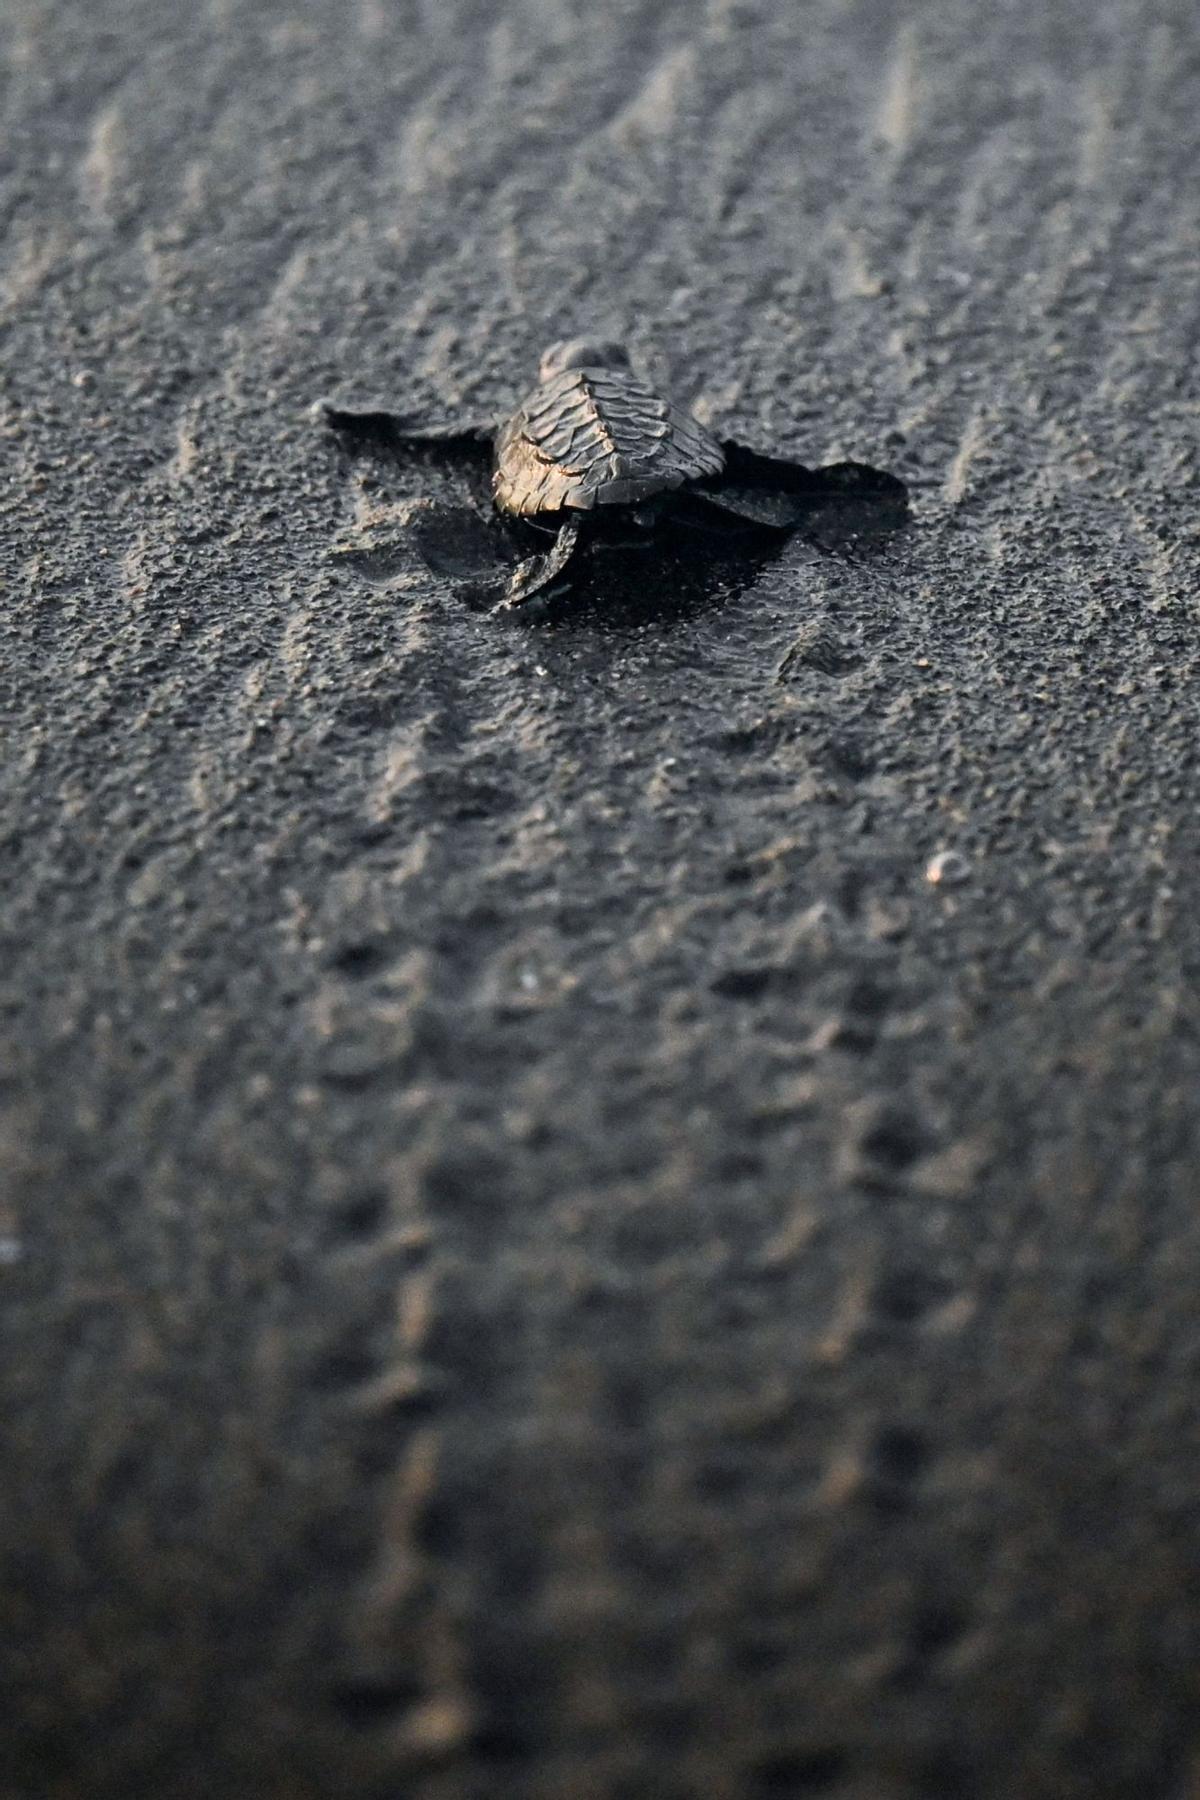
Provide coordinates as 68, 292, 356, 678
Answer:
317, 338, 907, 611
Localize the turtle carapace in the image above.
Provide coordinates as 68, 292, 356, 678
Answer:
491, 338, 724, 519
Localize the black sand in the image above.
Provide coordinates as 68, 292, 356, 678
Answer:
3, 3, 1200, 1796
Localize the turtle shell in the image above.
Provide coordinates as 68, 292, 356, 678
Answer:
492, 363, 725, 517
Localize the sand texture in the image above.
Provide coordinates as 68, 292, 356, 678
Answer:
3, 2, 1200, 1796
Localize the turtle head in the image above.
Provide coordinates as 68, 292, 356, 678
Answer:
538, 338, 632, 380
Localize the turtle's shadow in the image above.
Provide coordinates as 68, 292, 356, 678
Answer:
498, 471, 911, 628
518, 521, 789, 629
330, 437, 910, 626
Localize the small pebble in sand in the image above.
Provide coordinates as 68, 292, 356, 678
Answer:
925, 849, 971, 887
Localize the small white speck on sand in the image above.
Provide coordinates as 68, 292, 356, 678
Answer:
926, 849, 971, 887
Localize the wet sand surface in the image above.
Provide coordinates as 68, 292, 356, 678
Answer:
3, 3, 1200, 1796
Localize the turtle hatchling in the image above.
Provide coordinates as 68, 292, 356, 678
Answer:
317, 338, 908, 612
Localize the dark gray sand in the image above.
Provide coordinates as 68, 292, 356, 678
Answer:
3, 3, 1200, 1796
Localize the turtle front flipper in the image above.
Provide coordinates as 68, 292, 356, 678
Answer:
706, 444, 910, 532
720, 442, 908, 505
719, 439, 819, 494
700, 441, 833, 529
492, 519, 584, 613
314, 398, 494, 458
689, 485, 813, 530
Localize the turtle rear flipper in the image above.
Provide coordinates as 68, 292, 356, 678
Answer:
492, 519, 584, 613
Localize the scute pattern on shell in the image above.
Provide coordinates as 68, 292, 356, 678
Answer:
492, 364, 725, 516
